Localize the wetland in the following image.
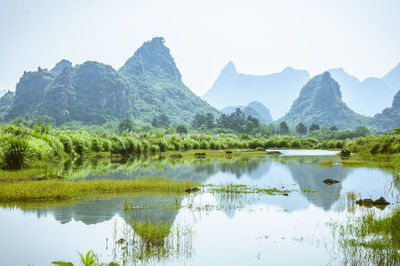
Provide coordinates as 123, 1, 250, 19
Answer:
1, 150, 399, 265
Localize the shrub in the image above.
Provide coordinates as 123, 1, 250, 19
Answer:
3, 136, 30, 169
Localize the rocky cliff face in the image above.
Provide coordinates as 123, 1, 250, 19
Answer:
3, 37, 218, 125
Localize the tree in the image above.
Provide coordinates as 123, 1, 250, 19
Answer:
192, 114, 205, 128
152, 114, 170, 128
279, 121, 289, 135
330, 125, 338, 131
205, 113, 215, 129
353, 126, 370, 137
216, 114, 229, 128
176, 124, 188, 135
296, 122, 307, 136
119, 118, 133, 132
245, 115, 260, 133
309, 123, 320, 132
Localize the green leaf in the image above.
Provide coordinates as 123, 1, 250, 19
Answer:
51, 261, 74, 266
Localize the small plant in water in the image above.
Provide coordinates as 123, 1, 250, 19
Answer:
52, 250, 119, 266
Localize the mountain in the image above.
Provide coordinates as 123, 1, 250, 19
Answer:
279, 72, 370, 129
371, 90, 400, 131
328, 64, 400, 116
0, 91, 15, 120
221, 101, 272, 124
383, 63, 400, 90
203, 62, 310, 119
51, 59, 72, 75
3, 37, 218, 125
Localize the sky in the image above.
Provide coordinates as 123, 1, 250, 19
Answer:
1, 0, 400, 96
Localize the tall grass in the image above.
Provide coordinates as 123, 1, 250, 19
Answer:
0, 178, 196, 201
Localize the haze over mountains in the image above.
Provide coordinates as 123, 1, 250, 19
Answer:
221, 101, 273, 124
328, 65, 400, 116
203, 62, 310, 119
0, 36, 399, 131
205, 62, 400, 119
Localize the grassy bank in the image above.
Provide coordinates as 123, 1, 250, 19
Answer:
0, 178, 196, 201
1, 123, 400, 170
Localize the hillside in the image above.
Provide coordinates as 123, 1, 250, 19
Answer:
2, 37, 218, 125
221, 101, 272, 124
203, 62, 310, 119
279, 72, 370, 129
371, 91, 400, 131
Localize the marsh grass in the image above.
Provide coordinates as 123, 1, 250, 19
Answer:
112, 213, 194, 264
0, 178, 196, 201
320, 160, 334, 165
208, 183, 292, 195
331, 208, 400, 265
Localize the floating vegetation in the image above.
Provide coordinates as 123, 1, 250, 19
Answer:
208, 184, 292, 195
341, 160, 365, 166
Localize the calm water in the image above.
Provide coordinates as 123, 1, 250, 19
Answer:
0, 150, 398, 265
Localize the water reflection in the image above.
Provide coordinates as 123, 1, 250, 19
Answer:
0, 152, 398, 265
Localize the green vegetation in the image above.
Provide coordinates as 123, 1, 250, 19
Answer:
208, 184, 292, 195
332, 209, 400, 265
0, 178, 195, 201
278, 72, 371, 129
52, 250, 118, 266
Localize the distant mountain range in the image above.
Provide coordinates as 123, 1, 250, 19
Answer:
0, 37, 218, 125
327, 65, 400, 116
205, 62, 400, 119
203, 62, 310, 119
221, 101, 272, 124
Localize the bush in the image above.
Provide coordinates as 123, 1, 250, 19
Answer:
3, 136, 30, 169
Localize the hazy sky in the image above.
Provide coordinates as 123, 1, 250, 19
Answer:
1, 0, 400, 95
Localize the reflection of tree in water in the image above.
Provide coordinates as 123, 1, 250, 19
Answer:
56, 155, 269, 183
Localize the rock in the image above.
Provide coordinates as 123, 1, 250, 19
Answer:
194, 152, 206, 157
283, 193, 289, 196
373, 196, 390, 205
339, 149, 351, 157
267, 151, 282, 156
356, 197, 390, 208
185, 187, 200, 193
226, 151, 232, 154
323, 178, 340, 185
256, 147, 266, 151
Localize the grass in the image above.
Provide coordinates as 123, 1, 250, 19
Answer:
0, 178, 196, 201
331, 208, 400, 265
208, 184, 292, 195
340, 160, 365, 166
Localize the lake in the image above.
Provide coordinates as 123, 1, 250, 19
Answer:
0, 150, 398, 265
